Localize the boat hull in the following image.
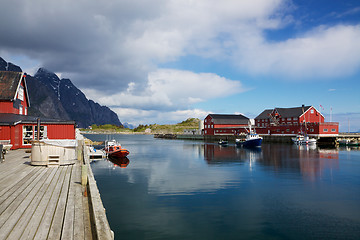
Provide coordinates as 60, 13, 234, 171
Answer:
106, 149, 129, 158
236, 138, 262, 148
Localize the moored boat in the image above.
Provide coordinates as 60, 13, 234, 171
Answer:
104, 140, 129, 158
338, 139, 359, 146
236, 132, 262, 148
236, 123, 262, 148
218, 139, 228, 146
292, 134, 316, 145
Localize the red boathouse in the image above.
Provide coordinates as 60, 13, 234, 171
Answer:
204, 114, 250, 135
254, 105, 338, 136
0, 71, 76, 149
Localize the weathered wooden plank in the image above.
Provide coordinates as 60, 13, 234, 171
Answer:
0, 167, 48, 223
0, 151, 31, 183
0, 167, 41, 199
0, 147, 109, 240
87, 159, 114, 240
61, 164, 76, 240
19, 167, 64, 239
74, 163, 85, 240
0, 164, 32, 186
33, 166, 68, 240
0, 167, 57, 240
47, 166, 72, 240
82, 185, 94, 240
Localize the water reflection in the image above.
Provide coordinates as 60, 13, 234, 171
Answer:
203, 143, 340, 181
204, 143, 262, 165
108, 156, 130, 168
86, 135, 360, 240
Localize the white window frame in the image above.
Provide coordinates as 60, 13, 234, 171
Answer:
18, 86, 24, 101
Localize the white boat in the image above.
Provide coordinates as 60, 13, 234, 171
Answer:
292, 106, 317, 145
218, 139, 228, 146
292, 134, 316, 145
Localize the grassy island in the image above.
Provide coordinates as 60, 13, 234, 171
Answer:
80, 118, 200, 134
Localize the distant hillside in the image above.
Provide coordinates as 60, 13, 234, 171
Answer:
0, 57, 122, 128
134, 118, 201, 134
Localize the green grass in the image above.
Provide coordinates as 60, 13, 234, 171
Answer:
80, 118, 201, 134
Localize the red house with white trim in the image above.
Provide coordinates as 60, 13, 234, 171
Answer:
255, 105, 338, 136
0, 71, 76, 149
204, 114, 250, 135
0, 71, 30, 115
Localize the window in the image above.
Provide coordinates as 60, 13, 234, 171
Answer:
35, 126, 47, 139
23, 126, 33, 145
23, 125, 47, 145
287, 118, 291, 121
331, 129, 336, 132
24, 107, 27, 115
18, 86, 24, 101
293, 117, 298, 121
323, 128, 328, 132
311, 109, 314, 114
19, 105, 23, 115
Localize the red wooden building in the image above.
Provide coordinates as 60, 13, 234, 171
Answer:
204, 114, 250, 135
0, 71, 30, 115
0, 71, 76, 149
254, 105, 338, 136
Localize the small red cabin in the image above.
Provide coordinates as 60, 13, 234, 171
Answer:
254, 105, 338, 136
0, 71, 76, 149
204, 114, 250, 135
0, 71, 30, 115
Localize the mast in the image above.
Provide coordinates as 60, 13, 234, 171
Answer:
302, 104, 307, 136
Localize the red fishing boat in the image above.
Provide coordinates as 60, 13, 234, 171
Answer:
104, 140, 130, 158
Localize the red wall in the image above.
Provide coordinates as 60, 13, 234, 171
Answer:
0, 123, 75, 149
0, 125, 11, 140
47, 124, 76, 139
0, 101, 17, 114
0, 78, 29, 115
300, 106, 324, 123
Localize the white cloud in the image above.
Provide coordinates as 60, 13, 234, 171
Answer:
2, 0, 360, 125
83, 68, 242, 124
237, 24, 360, 79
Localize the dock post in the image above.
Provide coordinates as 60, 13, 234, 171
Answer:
0, 144, 3, 162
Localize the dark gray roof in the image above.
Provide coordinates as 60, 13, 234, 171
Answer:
208, 114, 249, 125
0, 71, 22, 100
255, 109, 272, 119
275, 106, 311, 118
0, 71, 30, 106
255, 106, 312, 119
0, 113, 75, 126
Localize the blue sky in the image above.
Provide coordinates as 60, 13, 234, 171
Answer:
0, 0, 359, 131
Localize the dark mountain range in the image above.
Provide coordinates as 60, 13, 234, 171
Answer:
0, 57, 122, 128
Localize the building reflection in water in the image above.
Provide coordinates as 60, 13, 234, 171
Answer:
203, 143, 340, 181
204, 143, 262, 165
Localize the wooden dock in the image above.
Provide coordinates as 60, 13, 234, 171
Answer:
0, 148, 113, 239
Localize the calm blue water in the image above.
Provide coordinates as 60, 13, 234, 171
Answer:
85, 134, 360, 240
